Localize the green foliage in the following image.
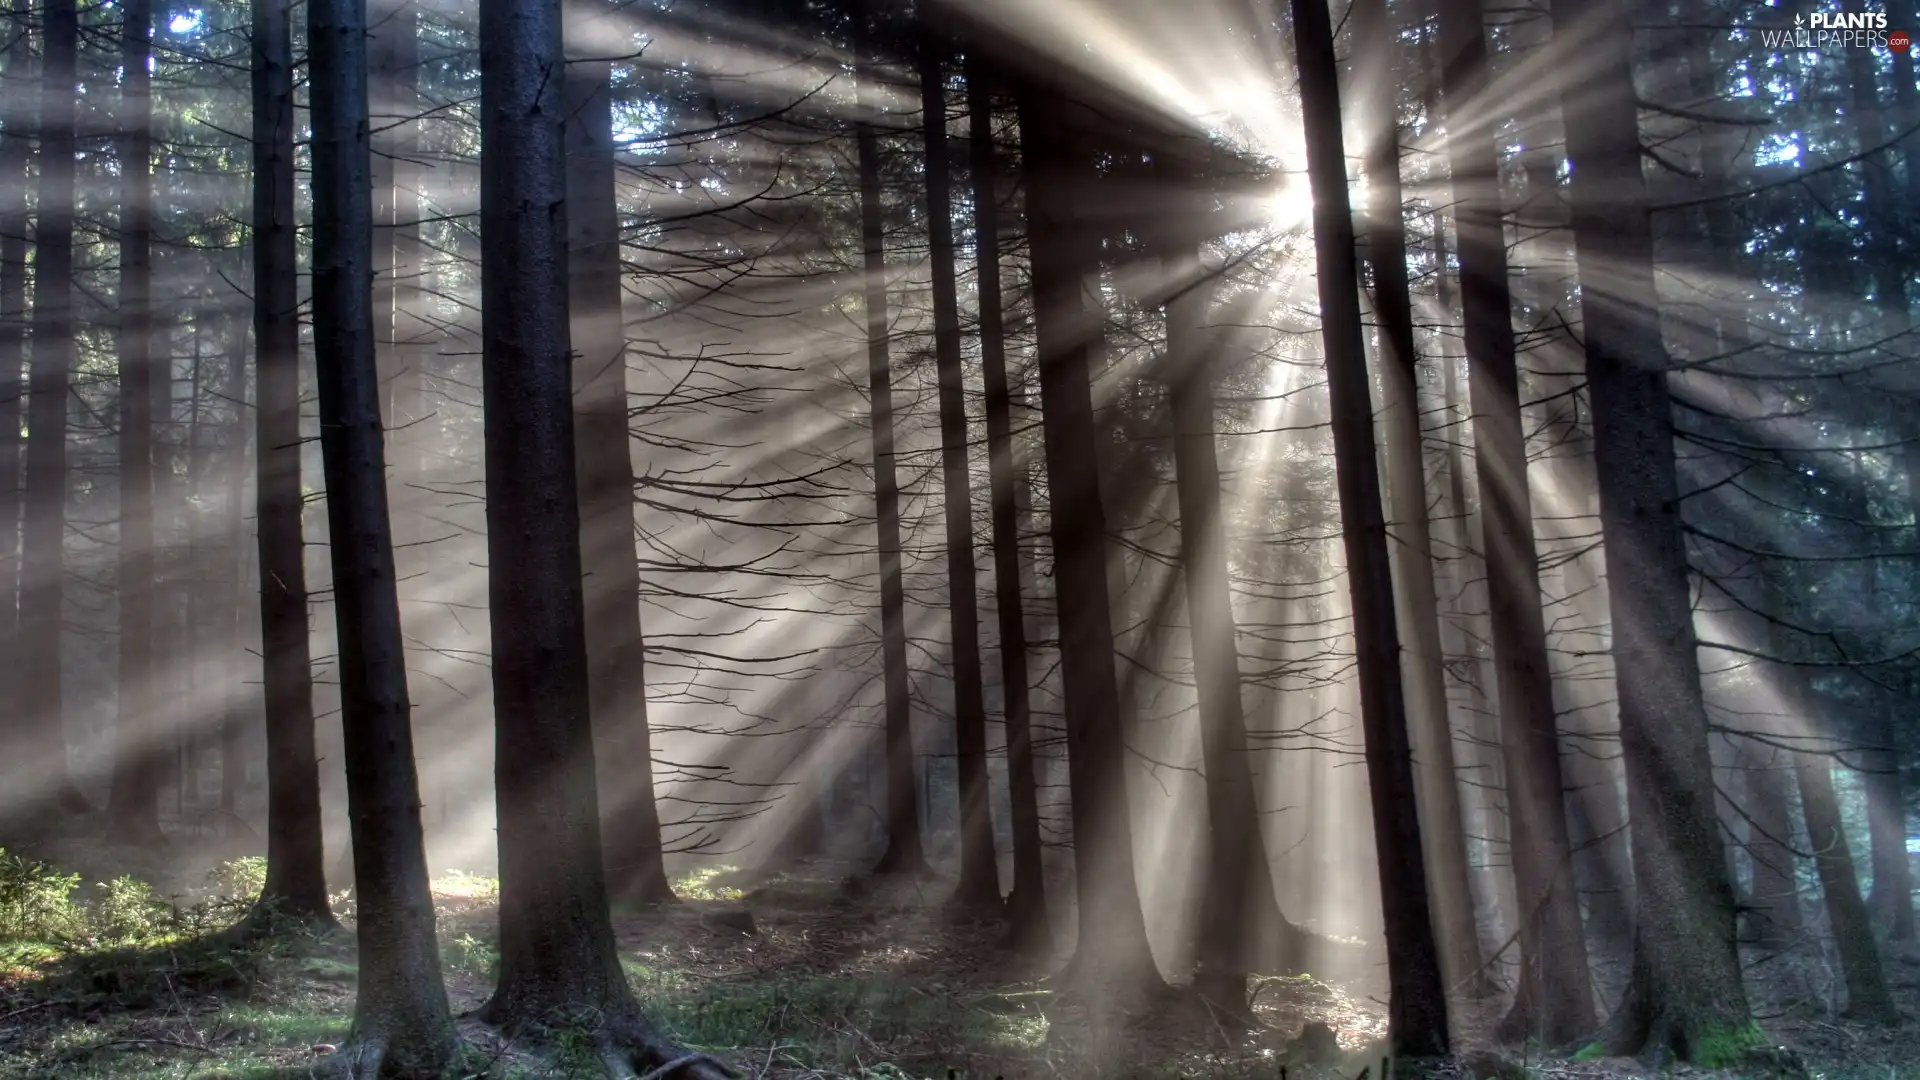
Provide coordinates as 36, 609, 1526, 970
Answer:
1570, 1041, 1605, 1062
442, 931, 500, 982
672, 864, 745, 902
1691, 1020, 1766, 1069
0, 848, 84, 943
206, 856, 268, 901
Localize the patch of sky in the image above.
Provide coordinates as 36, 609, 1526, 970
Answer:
1755, 132, 1802, 167
169, 9, 203, 35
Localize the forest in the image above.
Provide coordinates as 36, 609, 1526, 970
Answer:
0, 0, 1916, 1076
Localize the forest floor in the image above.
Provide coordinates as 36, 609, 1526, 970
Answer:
2, 843, 1919, 1079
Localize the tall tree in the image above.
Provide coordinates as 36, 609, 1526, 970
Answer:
1546, 4, 1752, 1061
242, 0, 332, 928
854, 1, 923, 879
917, 26, 997, 909
1155, 231, 1287, 1013
566, 8, 676, 907
472, 2, 729, 1073
308, 0, 455, 1067
217, 326, 251, 822
967, 55, 1048, 947
104, 0, 164, 844
1843, 41, 1915, 942
1353, 0, 1486, 1000
0, 0, 30, 800
20, 0, 87, 816
1433, 0, 1592, 1038
1288, 0, 1449, 1056
1016, 77, 1163, 998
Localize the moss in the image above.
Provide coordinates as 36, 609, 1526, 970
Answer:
1571, 1041, 1605, 1062
1690, 1020, 1765, 1068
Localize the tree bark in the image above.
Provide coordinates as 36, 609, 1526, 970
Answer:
308, 0, 456, 1069
853, 1, 923, 879
565, 18, 676, 908
474, 5, 726, 1075
0, 0, 32, 801
105, 0, 166, 845
967, 55, 1048, 950
918, 27, 998, 910
1289, 0, 1450, 1056
1355, 0, 1487, 1002
218, 326, 250, 822
1843, 40, 1915, 944
21, 0, 88, 817
1789, 737, 1896, 1022
244, 0, 333, 927
1158, 245, 1298, 1012
1544, 3, 1752, 1062
1433, 0, 1593, 1040
1015, 79, 1163, 999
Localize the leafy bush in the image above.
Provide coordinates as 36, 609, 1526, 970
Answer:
81, 875, 173, 946
0, 847, 83, 942
206, 855, 267, 901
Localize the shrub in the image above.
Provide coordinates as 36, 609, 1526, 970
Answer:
0, 847, 83, 942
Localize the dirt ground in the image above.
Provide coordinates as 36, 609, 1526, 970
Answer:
3, 850, 1920, 1078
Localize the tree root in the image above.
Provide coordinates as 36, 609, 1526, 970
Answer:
305, 1038, 387, 1080
592, 1020, 735, 1080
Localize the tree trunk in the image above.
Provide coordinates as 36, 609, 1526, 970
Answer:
244, 0, 333, 927
0, 0, 31, 801
105, 0, 166, 845
1015, 79, 1163, 999
1356, 0, 1487, 1002
218, 326, 250, 822
474, 5, 726, 1075
308, 0, 456, 1069
1431, 213, 1520, 964
918, 27, 998, 910
1789, 738, 1896, 1022
1158, 244, 1298, 1012
21, 0, 88, 817
1433, 0, 1593, 1041
1545, 3, 1752, 1062
1843, 41, 1915, 944
1289, 0, 1449, 1056
967, 56, 1049, 950
565, 25, 676, 908
853, 3, 923, 879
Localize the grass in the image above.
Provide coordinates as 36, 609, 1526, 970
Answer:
10, 850, 1920, 1078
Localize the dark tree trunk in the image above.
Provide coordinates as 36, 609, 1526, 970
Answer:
218, 327, 250, 821
853, 3, 923, 879
565, 25, 676, 908
918, 28, 998, 910
0, 0, 30, 798
1158, 246, 1291, 1012
1433, 0, 1592, 1040
1545, 3, 1752, 1062
1289, 0, 1450, 1057
474, 6, 726, 1075
308, 0, 456, 1068
21, 0, 88, 817
1355, 0, 1487, 1002
967, 57, 1049, 949
105, 0, 166, 845
1742, 740, 1803, 948
245, 0, 333, 927
1844, 42, 1916, 944
1015, 80, 1164, 999
1787, 733, 1895, 1022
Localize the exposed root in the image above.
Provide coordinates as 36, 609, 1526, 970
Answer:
594, 1023, 736, 1080
305, 1037, 387, 1080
